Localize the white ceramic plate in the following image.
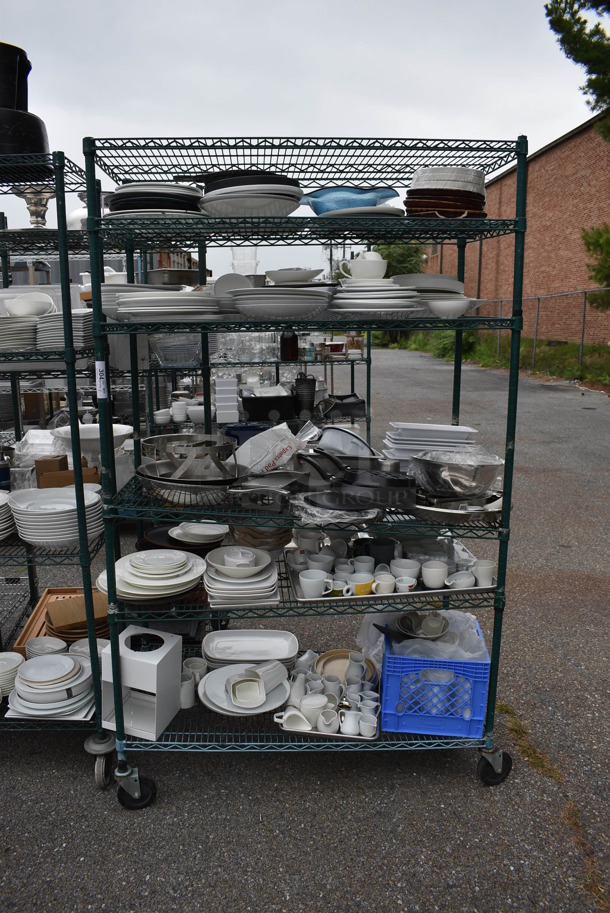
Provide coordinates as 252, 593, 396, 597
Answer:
200, 196, 300, 218
128, 549, 190, 573
388, 422, 477, 441
105, 210, 206, 220
202, 184, 303, 200
199, 664, 289, 716
18, 653, 78, 685
202, 629, 298, 662
8, 687, 94, 716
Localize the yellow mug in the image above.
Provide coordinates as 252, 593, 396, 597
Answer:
351, 572, 374, 596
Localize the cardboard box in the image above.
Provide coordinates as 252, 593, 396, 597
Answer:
35, 455, 68, 487
38, 466, 100, 488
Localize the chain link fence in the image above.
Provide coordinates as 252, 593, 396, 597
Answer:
477, 287, 610, 368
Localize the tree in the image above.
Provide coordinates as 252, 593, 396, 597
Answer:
582, 222, 610, 308
371, 242, 425, 277
545, 2, 610, 308
544, 1, 610, 140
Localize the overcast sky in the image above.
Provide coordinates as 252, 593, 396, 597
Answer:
0, 0, 596, 275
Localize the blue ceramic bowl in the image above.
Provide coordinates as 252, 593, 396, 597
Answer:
300, 186, 398, 215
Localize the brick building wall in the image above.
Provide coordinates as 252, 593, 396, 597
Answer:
426, 116, 610, 344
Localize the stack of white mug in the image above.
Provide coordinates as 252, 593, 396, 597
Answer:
274, 650, 378, 738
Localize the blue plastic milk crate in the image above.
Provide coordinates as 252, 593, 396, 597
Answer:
380, 620, 491, 738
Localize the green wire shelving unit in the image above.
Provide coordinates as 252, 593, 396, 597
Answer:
83, 135, 527, 802
0, 154, 114, 766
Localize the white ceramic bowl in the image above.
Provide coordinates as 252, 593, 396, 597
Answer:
266, 268, 323, 284
51, 423, 133, 454
205, 546, 272, 579
427, 297, 472, 318
187, 405, 206, 424
5, 295, 54, 317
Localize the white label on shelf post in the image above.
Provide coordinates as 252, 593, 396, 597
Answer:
95, 361, 108, 400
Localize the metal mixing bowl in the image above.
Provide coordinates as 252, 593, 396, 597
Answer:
409, 449, 503, 498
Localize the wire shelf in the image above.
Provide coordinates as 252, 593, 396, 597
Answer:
0, 154, 87, 193
88, 136, 520, 186
0, 347, 94, 363
0, 229, 90, 256
113, 555, 497, 626
101, 315, 518, 335
123, 704, 488, 752
0, 576, 31, 651
0, 533, 105, 566
106, 477, 504, 540
95, 215, 519, 249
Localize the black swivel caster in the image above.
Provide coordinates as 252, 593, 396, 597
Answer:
117, 774, 157, 809
477, 751, 513, 786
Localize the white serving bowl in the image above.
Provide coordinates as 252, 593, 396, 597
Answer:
205, 546, 272, 579
266, 268, 323, 284
51, 423, 133, 454
427, 297, 472, 318
5, 295, 54, 317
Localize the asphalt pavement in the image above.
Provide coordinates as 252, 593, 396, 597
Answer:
0, 349, 608, 913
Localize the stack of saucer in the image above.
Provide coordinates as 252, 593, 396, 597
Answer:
0, 491, 16, 542
7, 653, 95, 719
0, 652, 24, 697
25, 636, 68, 659
96, 549, 206, 602
330, 279, 419, 315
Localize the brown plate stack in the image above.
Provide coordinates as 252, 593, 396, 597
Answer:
405, 166, 487, 219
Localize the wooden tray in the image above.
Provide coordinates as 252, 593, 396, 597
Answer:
11, 587, 103, 657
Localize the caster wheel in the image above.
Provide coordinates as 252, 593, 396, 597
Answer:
477, 752, 513, 786
210, 615, 230, 631
94, 752, 114, 790
117, 775, 157, 809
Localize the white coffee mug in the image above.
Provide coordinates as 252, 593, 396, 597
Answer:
299, 569, 333, 599
473, 559, 496, 587
183, 657, 207, 684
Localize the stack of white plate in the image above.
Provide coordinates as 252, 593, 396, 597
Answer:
0, 652, 24, 697
0, 491, 16, 541
382, 422, 478, 468
202, 629, 298, 672
203, 546, 279, 608
8, 489, 103, 548
0, 316, 38, 351
7, 653, 94, 720
25, 636, 67, 659
96, 549, 206, 602
198, 662, 290, 717
329, 279, 420, 315
229, 286, 332, 320
116, 291, 221, 323
101, 283, 182, 320
36, 310, 93, 350
200, 183, 303, 218
69, 637, 110, 662
168, 521, 229, 546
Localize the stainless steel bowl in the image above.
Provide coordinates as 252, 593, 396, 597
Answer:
410, 449, 503, 498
